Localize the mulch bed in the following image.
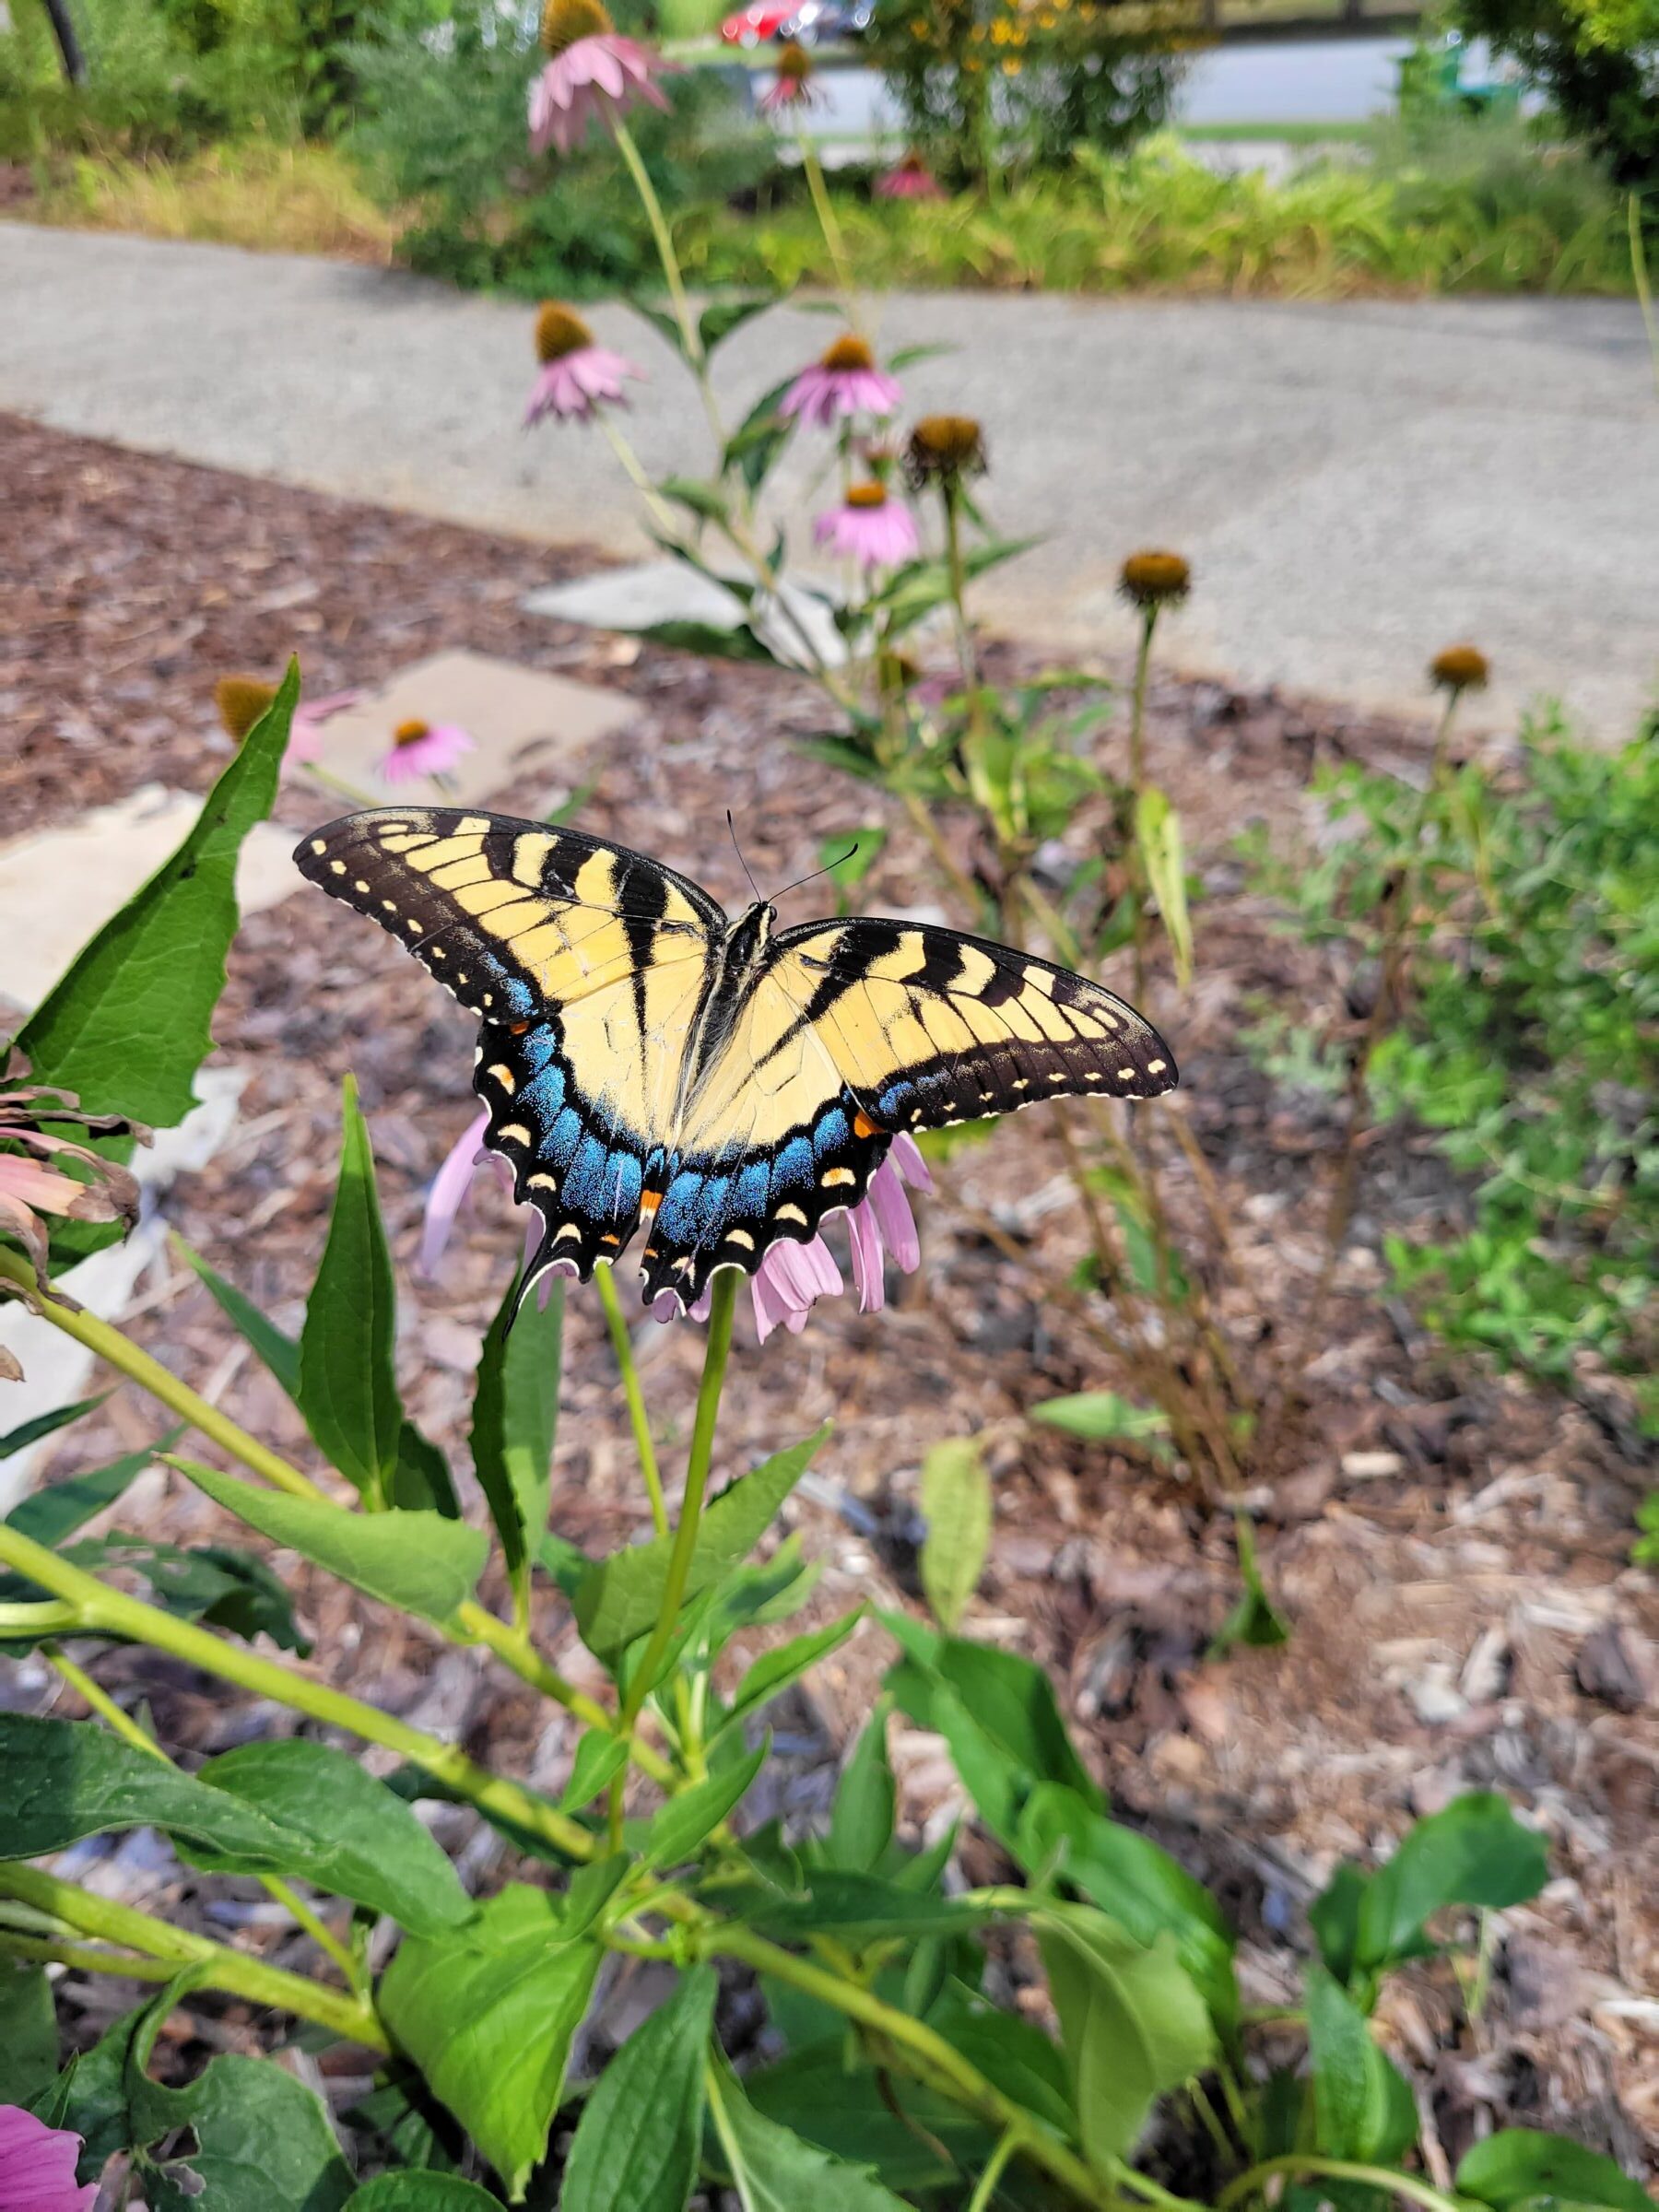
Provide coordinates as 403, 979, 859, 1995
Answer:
3, 413, 1654, 2183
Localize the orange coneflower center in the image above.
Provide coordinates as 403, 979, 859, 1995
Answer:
541, 0, 612, 55
1119, 549, 1191, 607
776, 37, 812, 78
535, 300, 594, 362
911, 413, 982, 466
846, 480, 888, 509
821, 333, 875, 373
214, 675, 276, 742
1430, 643, 1489, 693
393, 719, 431, 747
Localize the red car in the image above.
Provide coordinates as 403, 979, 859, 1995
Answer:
719, 0, 795, 42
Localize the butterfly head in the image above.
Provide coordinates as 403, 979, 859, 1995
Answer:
724, 900, 778, 973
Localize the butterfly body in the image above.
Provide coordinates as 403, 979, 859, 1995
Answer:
294, 807, 1178, 1312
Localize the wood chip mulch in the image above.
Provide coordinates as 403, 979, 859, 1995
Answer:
3, 413, 1654, 2183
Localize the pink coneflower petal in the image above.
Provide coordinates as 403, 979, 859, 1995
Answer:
846, 1197, 887, 1313
527, 36, 670, 155
867, 1156, 921, 1272
814, 490, 920, 571
378, 720, 475, 786
876, 154, 945, 199
418, 1110, 491, 1279
779, 345, 903, 429
891, 1129, 934, 1194
0, 2105, 99, 2212
524, 343, 643, 426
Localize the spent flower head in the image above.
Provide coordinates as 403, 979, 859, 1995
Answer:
213, 673, 362, 771
1119, 550, 1191, 610
1430, 643, 1489, 696
525, 301, 643, 425
781, 335, 903, 429
0, 1054, 145, 1313
905, 413, 987, 490
529, 0, 669, 156
759, 38, 822, 111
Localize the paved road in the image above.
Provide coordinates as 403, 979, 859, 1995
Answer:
6, 223, 1654, 731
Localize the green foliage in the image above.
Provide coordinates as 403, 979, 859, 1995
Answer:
1451, 0, 1659, 194
1249, 717, 1658, 1422
0, 1960, 57, 2102
708, 2062, 912, 2210
560, 1966, 717, 2212
1457, 2127, 1658, 2212
471, 1269, 564, 1611
700, 129, 1634, 298
917, 1436, 991, 1632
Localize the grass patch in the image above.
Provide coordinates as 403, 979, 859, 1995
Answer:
20, 138, 399, 262
693, 130, 1630, 296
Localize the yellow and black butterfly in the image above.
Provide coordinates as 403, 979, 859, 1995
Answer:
293, 807, 1178, 1314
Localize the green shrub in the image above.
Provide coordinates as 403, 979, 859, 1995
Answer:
1451, 0, 1659, 196
347, 3, 768, 295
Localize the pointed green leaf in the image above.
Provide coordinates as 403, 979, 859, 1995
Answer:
1305, 1963, 1418, 2162
56, 1530, 306, 1652
392, 1419, 460, 1518
699, 289, 783, 353
17, 665, 296, 1126
918, 1438, 991, 1634
724, 1607, 864, 1733
176, 1241, 300, 1397
1134, 786, 1194, 990
379, 1885, 602, 2201
708, 2065, 910, 2212
472, 1271, 564, 1589
172, 1458, 486, 1624
1030, 1392, 1171, 1446
1456, 2130, 1653, 2212
297, 1077, 404, 1501
0, 1960, 57, 2102
560, 1965, 717, 2212
573, 1425, 828, 1659
346, 2179, 505, 2211
642, 1741, 766, 1871
557, 1728, 629, 1813
827, 1704, 894, 1874
0, 1393, 111, 1462
2, 1441, 165, 1555
1356, 1794, 1548, 1974
1036, 1908, 1215, 2170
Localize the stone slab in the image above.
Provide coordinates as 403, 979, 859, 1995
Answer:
522, 562, 848, 670
307, 648, 637, 808
0, 784, 296, 1017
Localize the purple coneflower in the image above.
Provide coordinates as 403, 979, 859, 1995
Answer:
524, 302, 643, 426
780, 334, 902, 429
528, 0, 670, 156
759, 39, 821, 113
875, 151, 945, 200
814, 481, 920, 570
378, 719, 474, 787
0, 2104, 99, 2212
418, 1112, 932, 1344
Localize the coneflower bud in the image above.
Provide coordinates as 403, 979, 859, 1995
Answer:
540, 0, 612, 55
1429, 644, 1489, 696
905, 413, 986, 489
214, 676, 277, 741
535, 300, 595, 363
1118, 551, 1191, 610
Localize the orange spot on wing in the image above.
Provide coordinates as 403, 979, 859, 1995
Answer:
853, 1110, 884, 1140
640, 1189, 664, 1219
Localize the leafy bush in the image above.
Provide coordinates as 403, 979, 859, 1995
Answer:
695, 131, 1633, 295
0, 707, 1629, 2202
1452, 0, 1659, 195
1250, 710, 1658, 1425
347, 4, 768, 295
865, 0, 1189, 186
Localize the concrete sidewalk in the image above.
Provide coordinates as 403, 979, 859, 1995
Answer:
6, 222, 1655, 732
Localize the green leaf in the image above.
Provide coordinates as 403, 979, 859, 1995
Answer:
722, 373, 796, 495
1456, 2129, 1653, 2212
1036, 1908, 1215, 2170
1015, 1783, 1238, 2032
1309, 1863, 1369, 1986
724, 1607, 864, 1733
826, 1705, 894, 1873
1030, 1392, 1171, 1447
741, 2044, 990, 2194
378, 1885, 601, 2202
560, 1965, 716, 2212
172, 1459, 487, 1625
1303, 1963, 1417, 2163
17, 664, 295, 1126
2, 1441, 164, 1555
574, 1426, 827, 1659
187, 1739, 472, 1936
1134, 785, 1194, 989
557, 1727, 629, 1813
471, 1271, 563, 1593
708, 2065, 910, 2212
297, 1077, 404, 1503
0, 1392, 111, 1462
393, 1420, 461, 1519
1209, 1516, 1290, 1656
0, 1959, 57, 2102
627, 294, 688, 357
537, 1527, 594, 1599
642, 1741, 766, 1871
925, 1986, 1075, 2136
917, 1438, 991, 1634
1355, 1794, 1549, 1974
658, 475, 731, 524
39, 1971, 355, 2210
176, 1241, 300, 1396
699, 290, 782, 354
634, 618, 781, 666
882, 1613, 1103, 1845
705, 1868, 991, 1945
59, 1530, 307, 1652
345, 2179, 506, 2211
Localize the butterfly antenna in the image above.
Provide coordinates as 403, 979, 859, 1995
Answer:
727, 809, 764, 907
772, 841, 860, 903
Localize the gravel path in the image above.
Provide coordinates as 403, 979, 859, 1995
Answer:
6, 221, 1656, 733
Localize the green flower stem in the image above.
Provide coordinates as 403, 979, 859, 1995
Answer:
703, 1919, 1129, 2211
594, 1261, 668, 1538
799, 130, 858, 320
43, 1641, 367, 1994
1126, 605, 1158, 1006
0, 1522, 596, 1865
0, 1862, 387, 2052
0, 1246, 674, 1783
1630, 194, 1659, 403
0, 1600, 79, 1636
596, 412, 688, 545
965, 2128, 1020, 2212
1217, 2158, 1463, 2212
617, 1267, 738, 1738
